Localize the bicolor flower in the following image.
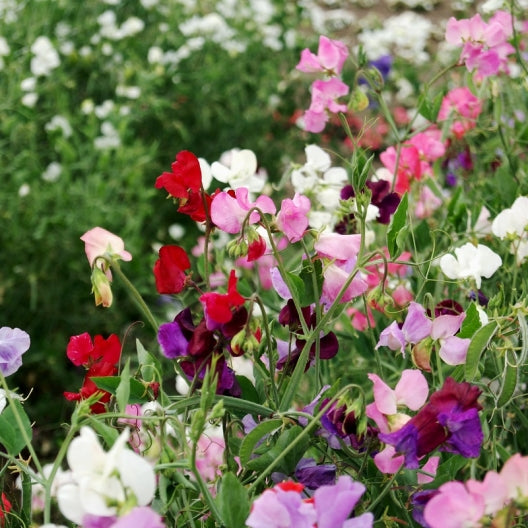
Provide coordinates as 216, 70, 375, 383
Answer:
0, 327, 30, 377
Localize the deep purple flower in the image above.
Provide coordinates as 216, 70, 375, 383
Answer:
378, 377, 483, 469
433, 299, 464, 317
320, 399, 357, 439
295, 458, 336, 489
277, 302, 339, 373
411, 489, 439, 527
340, 181, 400, 225
157, 308, 242, 395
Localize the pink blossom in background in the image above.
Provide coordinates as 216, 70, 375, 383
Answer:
380, 144, 422, 195
320, 262, 368, 306
415, 186, 443, 219
314, 233, 362, 261
303, 78, 350, 133
296, 35, 348, 74
438, 87, 482, 139
276, 193, 311, 242
210, 187, 276, 234
445, 11, 515, 78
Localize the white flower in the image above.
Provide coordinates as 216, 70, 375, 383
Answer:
42, 162, 62, 182
45, 115, 72, 137
18, 184, 31, 197
94, 99, 114, 118
439, 243, 502, 289
56, 427, 156, 524
211, 148, 265, 192
20, 77, 37, 91
94, 121, 121, 150
21, 92, 38, 107
30, 36, 60, 77
491, 196, 528, 239
116, 85, 141, 99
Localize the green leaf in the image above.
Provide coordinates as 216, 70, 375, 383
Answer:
458, 303, 481, 339
137, 339, 162, 383
387, 193, 408, 259
216, 472, 250, 528
298, 259, 323, 306
285, 271, 305, 301
496, 350, 518, 408
464, 321, 499, 381
92, 376, 149, 404
116, 359, 131, 413
273, 425, 309, 475
236, 375, 260, 405
0, 400, 32, 456
239, 418, 283, 467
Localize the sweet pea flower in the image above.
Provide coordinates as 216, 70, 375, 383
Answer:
153, 245, 191, 294
56, 427, 156, 524
81, 227, 132, 279
276, 193, 311, 242
314, 233, 362, 261
210, 187, 276, 234
438, 87, 482, 139
430, 313, 470, 365
0, 327, 30, 377
439, 242, 502, 289
500, 453, 528, 503
376, 302, 432, 355
304, 78, 349, 134
491, 196, 528, 239
211, 148, 266, 192
296, 35, 348, 74
314, 476, 374, 528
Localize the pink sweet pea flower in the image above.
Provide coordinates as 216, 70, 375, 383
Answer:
210, 187, 276, 234
438, 87, 482, 139
379, 144, 422, 195
373, 445, 405, 474
423, 481, 486, 528
368, 370, 429, 416
499, 453, 528, 503
418, 456, 440, 484
81, 227, 132, 277
466, 470, 508, 515
314, 233, 362, 261
430, 313, 470, 365
303, 78, 349, 133
320, 262, 368, 305
276, 193, 311, 243
296, 35, 348, 74
415, 186, 442, 219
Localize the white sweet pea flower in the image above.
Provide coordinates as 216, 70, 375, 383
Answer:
211, 148, 265, 192
30, 36, 60, 77
56, 426, 156, 524
439, 243, 502, 289
491, 196, 528, 239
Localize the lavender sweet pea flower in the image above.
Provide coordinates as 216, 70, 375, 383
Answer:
295, 458, 336, 490
314, 476, 374, 528
431, 313, 470, 365
376, 302, 432, 355
0, 327, 30, 376
112, 507, 165, 528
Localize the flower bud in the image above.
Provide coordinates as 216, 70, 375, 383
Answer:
91, 266, 113, 307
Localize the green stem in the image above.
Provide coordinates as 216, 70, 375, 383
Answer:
111, 259, 159, 333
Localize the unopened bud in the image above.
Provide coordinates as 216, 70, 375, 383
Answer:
91, 266, 113, 307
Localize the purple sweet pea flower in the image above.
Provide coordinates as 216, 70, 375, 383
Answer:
82, 515, 117, 528
379, 377, 483, 469
314, 476, 374, 528
0, 327, 30, 377
295, 458, 336, 489
431, 313, 470, 365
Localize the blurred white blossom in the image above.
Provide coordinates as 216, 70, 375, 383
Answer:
45, 115, 72, 137
30, 36, 60, 76
94, 122, 121, 150
42, 162, 62, 183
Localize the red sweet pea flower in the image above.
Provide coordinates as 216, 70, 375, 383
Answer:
66, 332, 121, 367
64, 333, 121, 413
200, 270, 245, 325
153, 245, 191, 294
155, 150, 211, 222
155, 150, 201, 198
0, 493, 11, 527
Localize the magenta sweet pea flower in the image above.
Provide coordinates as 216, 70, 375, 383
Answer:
303, 78, 349, 133
276, 193, 311, 243
210, 187, 276, 234
314, 233, 362, 261
321, 263, 368, 306
296, 35, 348, 74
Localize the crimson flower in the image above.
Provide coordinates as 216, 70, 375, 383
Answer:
199, 270, 245, 326
64, 333, 122, 413
155, 150, 211, 222
153, 245, 191, 294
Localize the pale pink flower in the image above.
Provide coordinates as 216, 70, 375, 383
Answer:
320, 262, 368, 305
373, 445, 405, 474
418, 456, 440, 484
296, 35, 348, 74
276, 193, 311, 243
430, 313, 470, 365
466, 471, 508, 515
500, 453, 528, 503
81, 227, 132, 276
210, 187, 276, 234
303, 78, 349, 133
314, 233, 362, 261
368, 369, 429, 416
424, 481, 485, 528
